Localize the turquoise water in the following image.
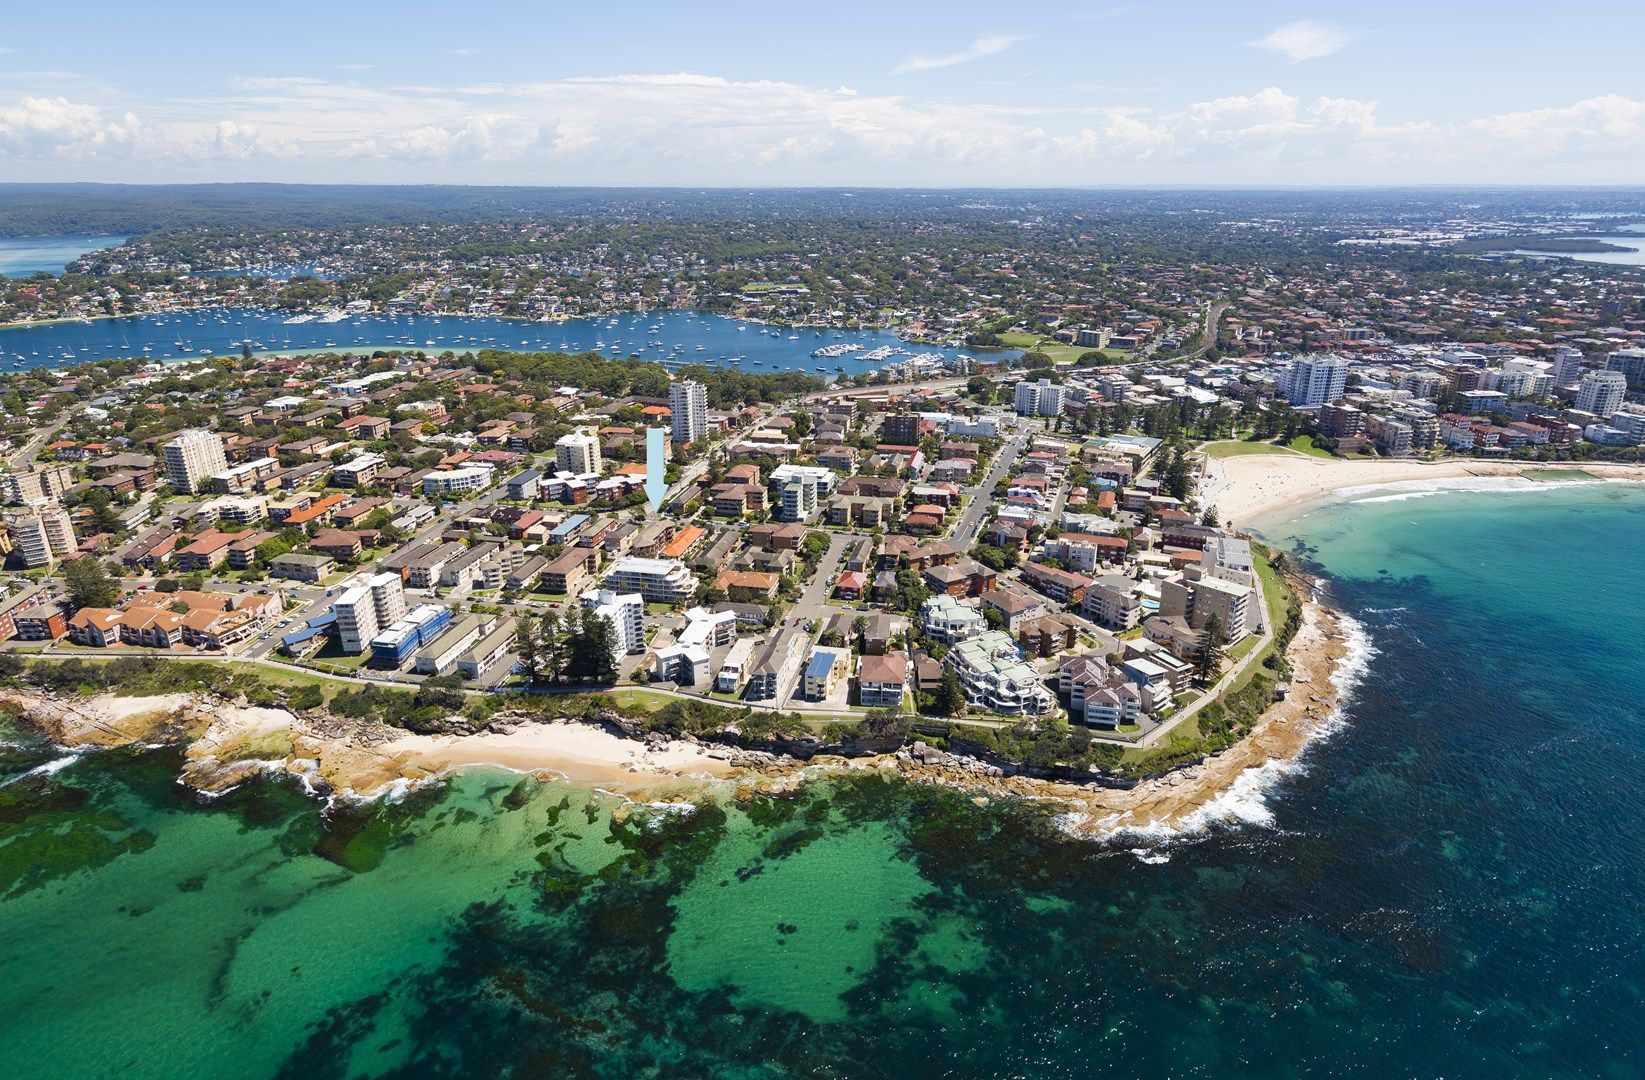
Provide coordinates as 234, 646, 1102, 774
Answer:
0, 235, 128, 276
0, 307, 942, 374
1, 479, 1642, 1076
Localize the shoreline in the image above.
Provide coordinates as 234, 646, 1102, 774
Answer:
2, 583, 1346, 841
3, 689, 741, 803
835, 587, 1359, 841
1205, 453, 1645, 528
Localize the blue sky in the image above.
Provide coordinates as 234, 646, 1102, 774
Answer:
1, 0, 1642, 185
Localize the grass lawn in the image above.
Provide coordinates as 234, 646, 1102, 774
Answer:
297, 639, 373, 675
607, 688, 676, 714
1200, 439, 1299, 459
1287, 435, 1336, 459
997, 331, 1128, 366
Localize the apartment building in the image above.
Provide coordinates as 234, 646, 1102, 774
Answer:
602, 556, 695, 603
7, 505, 77, 567
580, 588, 645, 662
163, 430, 229, 494
856, 650, 910, 708
555, 429, 603, 476
670, 379, 708, 446
1282, 353, 1349, 408
946, 630, 1055, 716
0, 464, 74, 505
921, 593, 987, 645
332, 571, 408, 654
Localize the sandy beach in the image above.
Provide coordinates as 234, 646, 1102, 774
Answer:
6, 690, 736, 799
1205, 453, 1645, 527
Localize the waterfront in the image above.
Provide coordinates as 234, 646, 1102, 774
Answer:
0, 235, 128, 277
0, 307, 946, 375
0, 481, 1641, 1076
1503, 224, 1645, 265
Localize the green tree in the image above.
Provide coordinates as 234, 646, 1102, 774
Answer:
539, 608, 566, 683
933, 667, 968, 717
514, 618, 541, 683
565, 611, 619, 683
1195, 613, 1226, 686
62, 558, 120, 610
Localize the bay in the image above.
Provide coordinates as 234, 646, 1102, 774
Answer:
0, 235, 128, 277
0, 307, 945, 376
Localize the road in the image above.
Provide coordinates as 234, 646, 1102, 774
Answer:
8, 411, 74, 467
1124, 564, 1272, 749
949, 424, 1031, 548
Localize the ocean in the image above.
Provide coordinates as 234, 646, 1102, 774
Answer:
1, 478, 1641, 1077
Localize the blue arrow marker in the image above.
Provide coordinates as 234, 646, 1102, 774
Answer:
645, 427, 667, 514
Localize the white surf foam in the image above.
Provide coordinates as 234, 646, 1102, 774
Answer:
1087, 609, 1376, 849
4, 750, 85, 784
1336, 474, 1635, 505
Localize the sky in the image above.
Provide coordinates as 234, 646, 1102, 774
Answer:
1, 0, 1643, 187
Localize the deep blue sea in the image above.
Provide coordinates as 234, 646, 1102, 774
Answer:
0, 307, 937, 375
0, 477, 1639, 1077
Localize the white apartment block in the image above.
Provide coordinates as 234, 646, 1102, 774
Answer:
769, 464, 836, 523
163, 430, 229, 494
946, 630, 1055, 716
1015, 378, 1065, 417
555, 429, 603, 476
422, 464, 496, 496
1282, 354, 1349, 408
580, 588, 645, 662
602, 556, 695, 603
1576, 371, 1627, 418
670, 379, 708, 446
921, 594, 987, 644
333, 571, 407, 653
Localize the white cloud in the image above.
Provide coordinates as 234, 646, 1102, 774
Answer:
446, 47, 482, 57
1, 77, 1642, 184
0, 96, 139, 158
893, 32, 1031, 74
198, 119, 297, 160
1251, 20, 1355, 63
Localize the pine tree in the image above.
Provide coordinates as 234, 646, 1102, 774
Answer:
1195, 613, 1226, 686
538, 609, 564, 684
63, 558, 120, 611
514, 618, 541, 683
567, 612, 618, 683
933, 668, 968, 718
